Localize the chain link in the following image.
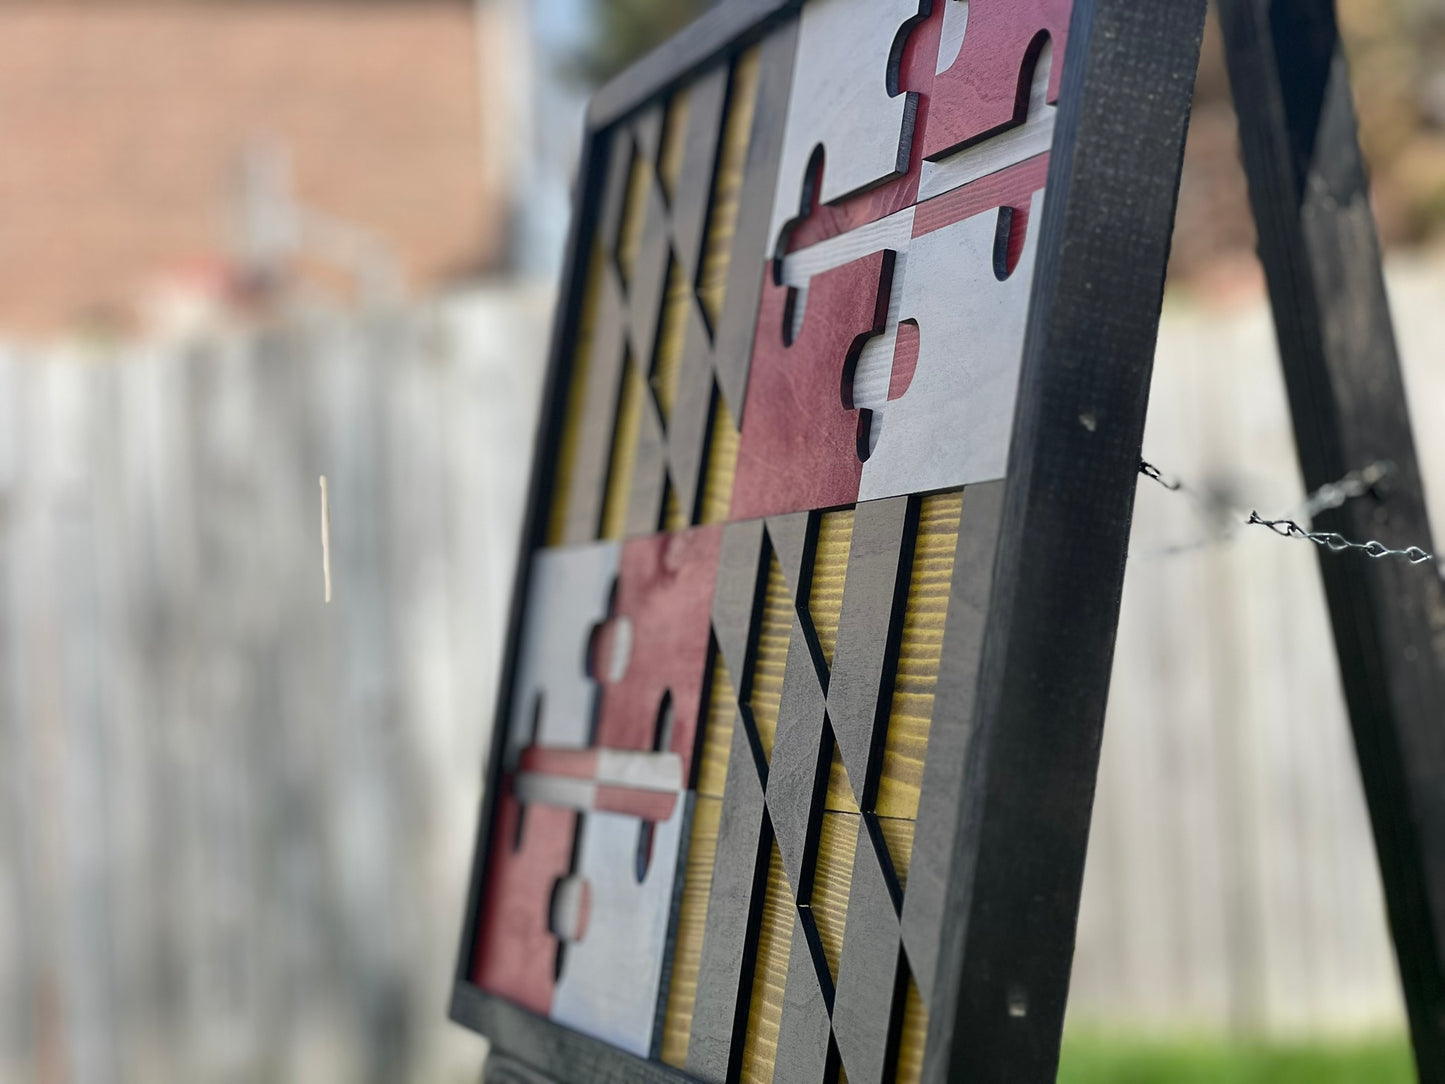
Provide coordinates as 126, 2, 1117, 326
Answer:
1137, 458, 1435, 566
1245, 512, 1435, 565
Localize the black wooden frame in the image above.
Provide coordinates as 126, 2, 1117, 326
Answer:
451, 0, 1209, 1080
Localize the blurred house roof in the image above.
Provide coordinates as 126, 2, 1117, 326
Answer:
0, 0, 510, 336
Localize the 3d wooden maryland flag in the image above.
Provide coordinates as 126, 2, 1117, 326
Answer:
453, 0, 1205, 1081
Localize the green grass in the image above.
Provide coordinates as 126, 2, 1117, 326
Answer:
1057, 1032, 1415, 1083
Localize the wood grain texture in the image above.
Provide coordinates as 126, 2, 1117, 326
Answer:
698, 46, 761, 329
826, 746, 862, 818
617, 138, 653, 287
687, 718, 772, 1083
653, 260, 688, 432
546, 245, 605, 546
893, 974, 928, 1084
658, 89, 691, 203
808, 507, 854, 669
738, 811, 869, 1083
878, 816, 915, 893
661, 795, 723, 1069
811, 810, 860, 982
600, 354, 644, 540
697, 649, 736, 799
699, 392, 740, 526
827, 497, 917, 813
878, 489, 961, 821
749, 550, 792, 760
741, 844, 794, 1084
666, 802, 921, 1080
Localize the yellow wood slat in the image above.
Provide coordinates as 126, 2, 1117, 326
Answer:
599, 355, 644, 541
654, 256, 692, 535
749, 551, 791, 759
697, 649, 735, 799
664, 485, 689, 534
661, 795, 722, 1069
740, 844, 793, 1084
666, 805, 915, 1079
616, 143, 651, 286
545, 244, 604, 545
738, 811, 860, 1083
658, 89, 691, 202
877, 490, 962, 820
653, 259, 688, 422
809, 507, 853, 668
698, 45, 760, 327
894, 973, 929, 1084
810, 809, 858, 983
699, 390, 740, 525
877, 816, 915, 892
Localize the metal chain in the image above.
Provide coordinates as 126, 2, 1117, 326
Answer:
1294, 460, 1394, 520
1137, 458, 1435, 566
1245, 511, 1435, 565
1138, 460, 1182, 492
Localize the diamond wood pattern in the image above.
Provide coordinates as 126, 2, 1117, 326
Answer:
456, 0, 1210, 1080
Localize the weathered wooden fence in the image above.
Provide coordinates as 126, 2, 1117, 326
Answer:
0, 257, 1441, 1080
0, 286, 550, 1082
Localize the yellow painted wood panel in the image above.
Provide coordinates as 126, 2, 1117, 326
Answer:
698, 46, 760, 327
545, 244, 604, 545
699, 391, 740, 526
809, 507, 853, 668
810, 809, 858, 983
616, 142, 651, 286
658, 89, 690, 201
660, 794, 721, 1069
660, 805, 921, 1078
653, 260, 688, 423
877, 489, 962, 819
740, 844, 793, 1084
738, 811, 862, 1083
895, 973, 929, 1084
599, 356, 644, 540
697, 649, 735, 799
877, 816, 915, 892
749, 551, 791, 759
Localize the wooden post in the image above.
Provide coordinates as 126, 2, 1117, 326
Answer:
1218, 0, 1445, 1076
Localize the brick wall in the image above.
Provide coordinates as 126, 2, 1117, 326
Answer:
0, 1, 503, 334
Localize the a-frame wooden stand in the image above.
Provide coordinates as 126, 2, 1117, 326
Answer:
1220, 2, 1445, 1078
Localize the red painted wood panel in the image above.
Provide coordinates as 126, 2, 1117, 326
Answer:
923, 0, 1072, 160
